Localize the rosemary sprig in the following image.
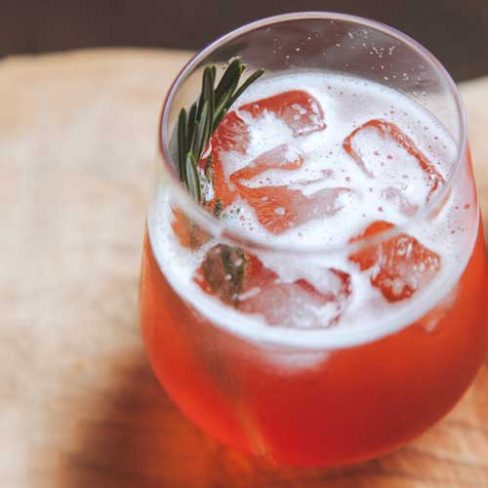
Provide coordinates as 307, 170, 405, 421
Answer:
177, 59, 264, 202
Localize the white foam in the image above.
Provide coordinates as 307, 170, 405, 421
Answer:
148, 71, 477, 352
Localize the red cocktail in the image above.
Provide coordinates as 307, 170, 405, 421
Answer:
140, 13, 488, 466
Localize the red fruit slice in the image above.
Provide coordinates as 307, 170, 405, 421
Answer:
349, 220, 441, 302
240, 90, 326, 136
343, 119, 444, 199
198, 111, 250, 213
195, 244, 351, 327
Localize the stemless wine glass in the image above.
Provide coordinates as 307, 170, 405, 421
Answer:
139, 12, 488, 466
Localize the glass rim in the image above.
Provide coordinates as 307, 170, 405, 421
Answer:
158, 11, 467, 257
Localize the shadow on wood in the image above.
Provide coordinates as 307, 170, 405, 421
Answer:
56, 350, 404, 488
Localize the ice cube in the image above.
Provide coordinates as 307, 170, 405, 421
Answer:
195, 244, 352, 327
381, 187, 418, 217
240, 90, 326, 136
343, 119, 444, 202
349, 220, 441, 302
229, 145, 353, 234
234, 183, 354, 235
230, 144, 303, 183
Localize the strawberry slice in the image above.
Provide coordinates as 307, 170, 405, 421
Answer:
349, 220, 441, 302
343, 119, 444, 200
195, 244, 351, 327
240, 90, 326, 136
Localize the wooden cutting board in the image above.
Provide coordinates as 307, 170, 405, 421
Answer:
2, 49, 488, 488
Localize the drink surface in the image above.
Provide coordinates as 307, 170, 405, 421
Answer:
149, 71, 477, 349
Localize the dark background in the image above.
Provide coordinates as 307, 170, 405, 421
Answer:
3, 0, 488, 81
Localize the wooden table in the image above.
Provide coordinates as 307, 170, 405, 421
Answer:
2, 50, 488, 488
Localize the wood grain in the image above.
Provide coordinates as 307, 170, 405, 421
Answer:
1, 49, 488, 488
